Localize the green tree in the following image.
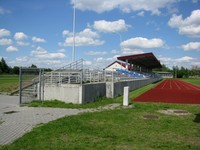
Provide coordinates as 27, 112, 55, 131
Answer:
13, 66, 19, 74
0, 58, 10, 73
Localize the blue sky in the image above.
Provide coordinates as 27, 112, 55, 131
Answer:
0, 0, 200, 69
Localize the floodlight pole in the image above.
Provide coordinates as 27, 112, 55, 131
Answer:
72, 0, 76, 63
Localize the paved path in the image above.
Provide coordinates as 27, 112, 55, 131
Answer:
0, 95, 87, 145
0, 95, 122, 145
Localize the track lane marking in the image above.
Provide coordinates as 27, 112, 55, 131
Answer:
173, 80, 181, 89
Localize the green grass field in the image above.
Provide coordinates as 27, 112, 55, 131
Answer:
1, 103, 200, 149
0, 79, 200, 149
0, 75, 19, 93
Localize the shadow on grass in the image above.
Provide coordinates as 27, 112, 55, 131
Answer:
193, 113, 200, 123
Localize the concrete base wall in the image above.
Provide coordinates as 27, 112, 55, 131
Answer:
44, 84, 80, 104
106, 78, 161, 98
81, 83, 106, 104
44, 83, 106, 104
44, 78, 162, 104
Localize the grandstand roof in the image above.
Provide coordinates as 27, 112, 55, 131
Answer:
117, 52, 162, 69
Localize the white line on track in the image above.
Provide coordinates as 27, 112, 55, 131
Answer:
161, 80, 168, 89
180, 80, 200, 90
173, 80, 181, 89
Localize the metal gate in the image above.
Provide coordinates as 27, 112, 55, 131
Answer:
19, 67, 44, 104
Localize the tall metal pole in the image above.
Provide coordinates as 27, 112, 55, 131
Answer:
72, 0, 76, 63
19, 67, 22, 105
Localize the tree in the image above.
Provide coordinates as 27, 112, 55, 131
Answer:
13, 66, 19, 74
0, 58, 10, 73
30, 64, 37, 68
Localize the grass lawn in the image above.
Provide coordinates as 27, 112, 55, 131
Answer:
1, 103, 200, 149
0, 75, 19, 93
181, 78, 200, 86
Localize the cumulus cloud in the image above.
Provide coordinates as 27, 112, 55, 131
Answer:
85, 51, 107, 55
72, 0, 177, 14
17, 41, 29, 46
14, 32, 28, 41
32, 36, 46, 43
181, 42, 200, 51
0, 29, 11, 37
177, 56, 194, 62
122, 49, 144, 55
94, 19, 131, 33
62, 28, 104, 46
31, 46, 65, 59
6, 46, 18, 52
168, 9, 200, 38
121, 37, 164, 50
0, 38, 12, 45
137, 11, 145, 16
158, 55, 198, 69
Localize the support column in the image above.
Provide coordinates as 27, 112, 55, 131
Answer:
126, 59, 128, 70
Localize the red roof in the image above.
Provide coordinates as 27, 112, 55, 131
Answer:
117, 52, 162, 69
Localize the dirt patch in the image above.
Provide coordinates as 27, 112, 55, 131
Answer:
143, 114, 159, 119
158, 109, 191, 116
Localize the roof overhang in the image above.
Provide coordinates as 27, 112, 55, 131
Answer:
117, 52, 162, 69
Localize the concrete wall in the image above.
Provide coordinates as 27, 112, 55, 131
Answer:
44, 84, 80, 104
44, 78, 162, 104
106, 78, 161, 98
81, 83, 106, 104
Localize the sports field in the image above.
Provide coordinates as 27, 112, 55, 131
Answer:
134, 79, 200, 104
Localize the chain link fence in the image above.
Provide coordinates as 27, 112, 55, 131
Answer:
18, 67, 44, 104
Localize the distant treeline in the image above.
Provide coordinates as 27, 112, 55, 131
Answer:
153, 64, 200, 78
0, 57, 52, 74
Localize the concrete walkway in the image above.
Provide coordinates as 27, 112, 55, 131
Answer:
0, 95, 122, 145
0, 95, 88, 145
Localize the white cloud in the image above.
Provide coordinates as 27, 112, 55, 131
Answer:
63, 28, 104, 46
85, 51, 107, 55
158, 55, 198, 69
121, 37, 164, 50
73, 0, 177, 14
137, 11, 145, 16
17, 41, 29, 46
93, 19, 131, 33
111, 49, 120, 54
0, 38, 12, 45
181, 42, 200, 51
31, 46, 66, 59
62, 30, 71, 37
58, 49, 66, 53
0, 29, 11, 37
32, 36, 46, 43
6, 46, 18, 52
176, 56, 194, 63
122, 49, 144, 55
168, 9, 200, 38
0, 6, 11, 15
14, 32, 28, 41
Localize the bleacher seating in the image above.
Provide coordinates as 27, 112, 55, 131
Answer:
116, 69, 146, 78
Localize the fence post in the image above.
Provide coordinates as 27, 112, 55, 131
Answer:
38, 69, 41, 100
42, 69, 44, 105
19, 67, 22, 105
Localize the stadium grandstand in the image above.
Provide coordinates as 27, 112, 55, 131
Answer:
105, 52, 162, 78
18, 52, 162, 104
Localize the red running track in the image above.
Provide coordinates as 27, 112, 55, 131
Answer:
134, 79, 200, 104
